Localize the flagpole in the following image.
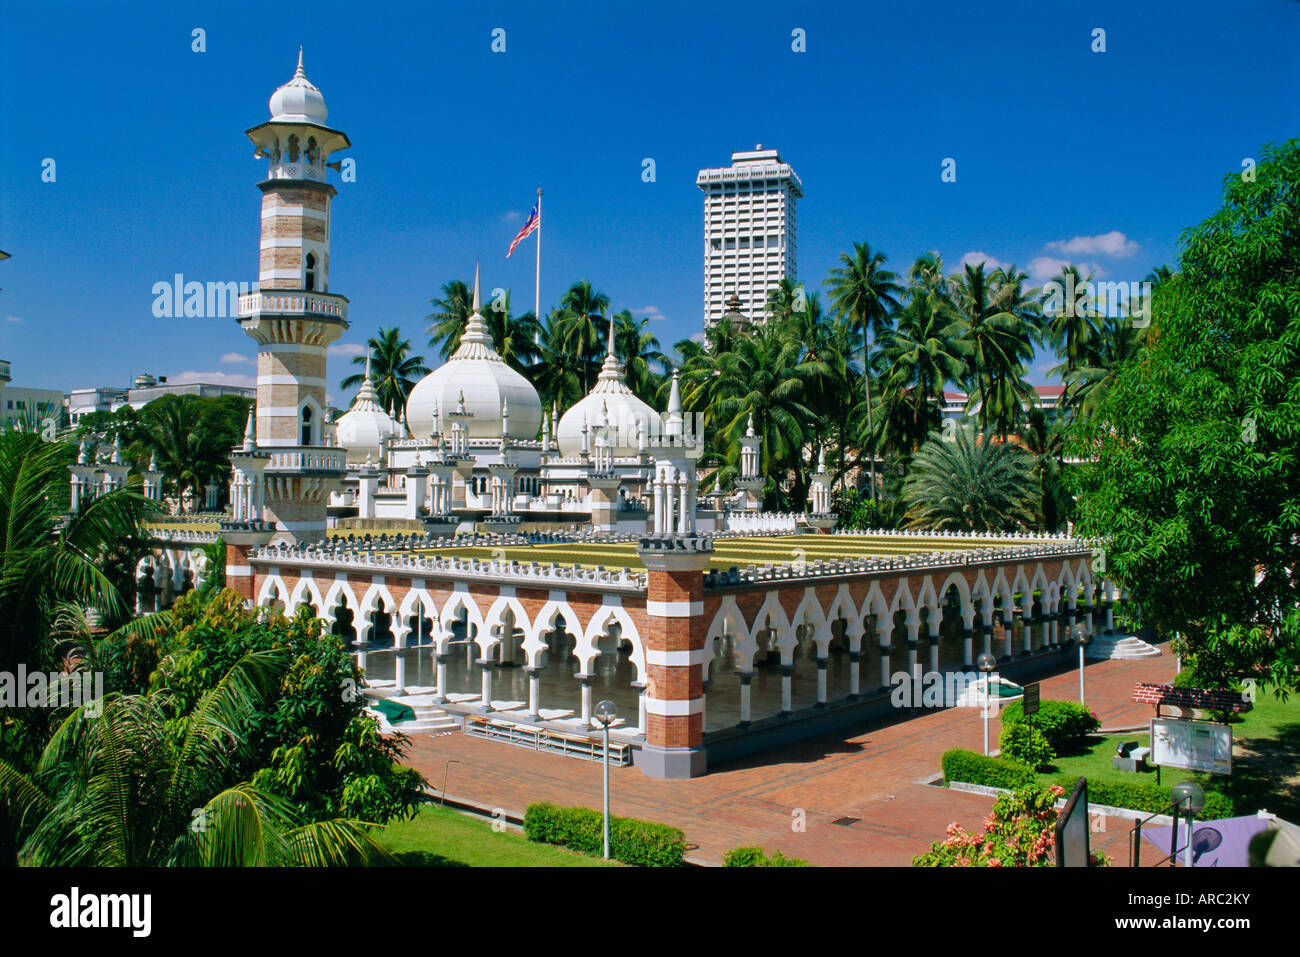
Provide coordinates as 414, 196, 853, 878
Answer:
535, 186, 543, 330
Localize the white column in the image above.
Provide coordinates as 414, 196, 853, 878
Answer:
678, 475, 689, 533
435, 654, 448, 703
394, 650, 406, 694
848, 652, 860, 697
816, 659, 828, 705
739, 674, 752, 724
479, 659, 493, 711
580, 677, 593, 729
527, 668, 541, 718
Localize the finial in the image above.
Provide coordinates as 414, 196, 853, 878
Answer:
295, 46, 305, 76
745, 412, 755, 437
365, 346, 373, 381
472, 263, 481, 314
607, 314, 616, 358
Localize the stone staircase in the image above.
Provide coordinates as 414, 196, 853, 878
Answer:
363, 684, 459, 733
1084, 631, 1161, 660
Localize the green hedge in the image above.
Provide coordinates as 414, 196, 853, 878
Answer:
999, 699, 1100, 753
941, 749, 1036, 790
523, 802, 687, 866
1054, 777, 1234, 820
942, 750, 1233, 819
999, 722, 1055, 770
722, 846, 810, 867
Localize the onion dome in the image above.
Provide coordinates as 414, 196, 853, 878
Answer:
405, 265, 543, 442
335, 349, 407, 463
269, 48, 329, 123
556, 315, 657, 456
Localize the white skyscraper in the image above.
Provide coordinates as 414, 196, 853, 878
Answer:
696, 146, 802, 330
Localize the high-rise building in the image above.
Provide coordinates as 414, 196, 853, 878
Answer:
696, 146, 802, 329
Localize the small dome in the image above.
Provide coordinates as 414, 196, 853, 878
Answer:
269, 49, 328, 123
405, 267, 543, 442
336, 354, 406, 463
556, 318, 658, 457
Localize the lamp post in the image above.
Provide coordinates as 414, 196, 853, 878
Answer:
1077, 630, 1090, 706
1172, 781, 1206, 867
593, 699, 617, 860
977, 652, 997, 757
439, 758, 460, 807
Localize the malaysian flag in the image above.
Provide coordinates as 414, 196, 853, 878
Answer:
507, 203, 540, 258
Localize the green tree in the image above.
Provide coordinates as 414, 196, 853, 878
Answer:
426, 278, 474, 360
901, 423, 1037, 531
611, 309, 667, 405
0, 651, 392, 866
825, 242, 902, 500
556, 281, 611, 394
340, 327, 431, 421
951, 263, 1039, 437
1070, 139, 1300, 694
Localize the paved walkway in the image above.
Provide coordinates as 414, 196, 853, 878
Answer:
402, 648, 1176, 865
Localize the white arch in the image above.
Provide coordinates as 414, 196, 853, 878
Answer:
705, 595, 754, 674
525, 597, 585, 667
751, 591, 794, 662
358, 582, 399, 643
256, 574, 289, 609
439, 588, 486, 655
827, 585, 863, 649
862, 583, 892, 645
936, 571, 975, 630
579, 601, 645, 681
792, 587, 832, 656
288, 576, 324, 615
483, 593, 532, 656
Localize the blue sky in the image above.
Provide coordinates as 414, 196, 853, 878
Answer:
2, 0, 1297, 402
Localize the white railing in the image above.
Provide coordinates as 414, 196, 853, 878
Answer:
266, 448, 347, 472
238, 290, 348, 321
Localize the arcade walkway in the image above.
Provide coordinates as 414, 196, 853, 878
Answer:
399, 647, 1176, 865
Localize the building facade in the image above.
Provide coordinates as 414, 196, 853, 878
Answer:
697, 146, 802, 329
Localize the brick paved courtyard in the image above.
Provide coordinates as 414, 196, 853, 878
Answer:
401, 647, 1177, 865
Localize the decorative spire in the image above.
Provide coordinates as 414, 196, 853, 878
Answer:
296, 46, 305, 77
242, 405, 257, 452
472, 262, 482, 313
607, 314, 616, 357
817, 446, 826, 472
665, 369, 683, 435
110, 434, 123, 465
449, 263, 503, 361
77, 438, 90, 465
745, 412, 755, 437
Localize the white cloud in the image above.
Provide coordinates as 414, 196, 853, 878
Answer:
639, 305, 668, 321
689, 332, 706, 343
329, 342, 366, 357
167, 370, 256, 388
1046, 230, 1139, 258
1028, 256, 1106, 282
220, 352, 252, 364
500, 210, 523, 224
4, 315, 20, 323
957, 251, 1011, 272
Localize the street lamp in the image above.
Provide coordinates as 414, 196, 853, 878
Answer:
976, 652, 997, 757
1172, 780, 1206, 867
439, 758, 460, 807
593, 699, 618, 860
1076, 630, 1090, 705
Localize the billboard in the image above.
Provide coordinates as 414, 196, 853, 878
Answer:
1149, 717, 1232, 775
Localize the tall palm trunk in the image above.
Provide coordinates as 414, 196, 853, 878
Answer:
863, 322, 876, 501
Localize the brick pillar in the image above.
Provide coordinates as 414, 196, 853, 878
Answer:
219, 521, 275, 604
637, 533, 712, 778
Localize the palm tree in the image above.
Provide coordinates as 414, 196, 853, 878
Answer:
556, 281, 611, 393
530, 309, 587, 418
1021, 406, 1072, 532
1145, 264, 1175, 290
339, 327, 431, 421
0, 651, 391, 866
1061, 313, 1146, 420
826, 242, 902, 500
611, 309, 667, 405
480, 290, 543, 375
426, 279, 474, 360
874, 272, 971, 456
901, 423, 1037, 531
950, 263, 1039, 437
1041, 264, 1099, 383
0, 430, 156, 674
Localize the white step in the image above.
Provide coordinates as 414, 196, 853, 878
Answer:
1085, 634, 1161, 660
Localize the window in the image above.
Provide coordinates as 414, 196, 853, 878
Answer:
301, 406, 313, 446
305, 252, 317, 291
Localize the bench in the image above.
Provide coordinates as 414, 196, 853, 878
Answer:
1113, 741, 1151, 773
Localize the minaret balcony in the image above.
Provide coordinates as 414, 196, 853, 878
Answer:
239, 290, 348, 322
264, 446, 348, 474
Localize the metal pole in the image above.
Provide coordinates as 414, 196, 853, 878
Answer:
1078, 642, 1086, 705
1184, 810, 1195, 868
602, 723, 611, 860
534, 187, 543, 332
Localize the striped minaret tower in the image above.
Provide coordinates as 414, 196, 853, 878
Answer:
234, 49, 350, 544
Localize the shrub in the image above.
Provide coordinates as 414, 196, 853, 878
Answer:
722, 846, 810, 867
914, 784, 1110, 867
999, 722, 1055, 770
1058, 777, 1233, 820
999, 699, 1100, 752
523, 802, 686, 866
941, 749, 1036, 790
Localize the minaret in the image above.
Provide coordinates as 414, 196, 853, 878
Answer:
235, 49, 350, 543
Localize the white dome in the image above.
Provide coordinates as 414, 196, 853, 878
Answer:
269, 49, 328, 123
556, 324, 658, 457
405, 269, 542, 442
335, 363, 406, 463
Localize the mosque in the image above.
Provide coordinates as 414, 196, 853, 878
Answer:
100, 52, 1126, 779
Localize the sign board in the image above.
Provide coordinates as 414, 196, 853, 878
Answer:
1022, 682, 1040, 717
1149, 717, 1232, 775
1055, 777, 1090, 867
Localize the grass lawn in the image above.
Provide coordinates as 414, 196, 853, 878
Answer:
377, 804, 622, 867
1033, 690, 1300, 819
